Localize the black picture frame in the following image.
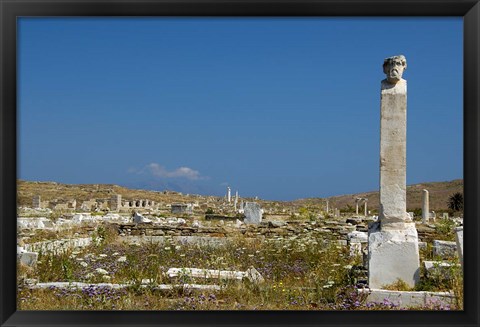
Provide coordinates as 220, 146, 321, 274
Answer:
1, 0, 479, 326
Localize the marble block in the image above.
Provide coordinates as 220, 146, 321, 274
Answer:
368, 222, 420, 289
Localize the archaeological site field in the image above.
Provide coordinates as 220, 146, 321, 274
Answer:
17, 179, 464, 311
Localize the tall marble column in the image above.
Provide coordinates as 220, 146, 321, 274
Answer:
422, 189, 430, 223
368, 55, 420, 289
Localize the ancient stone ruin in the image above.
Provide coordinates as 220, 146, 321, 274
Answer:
368, 55, 421, 289
422, 189, 430, 223
171, 203, 194, 215
355, 197, 368, 216
32, 194, 157, 212
243, 202, 262, 224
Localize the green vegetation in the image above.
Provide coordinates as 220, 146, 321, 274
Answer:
342, 204, 356, 213
91, 211, 107, 216
411, 208, 422, 220
298, 207, 316, 221
434, 218, 457, 242
17, 229, 372, 310
382, 279, 414, 292
414, 257, 463, 310
447, 192, 463, 213
205, 208, 215, 215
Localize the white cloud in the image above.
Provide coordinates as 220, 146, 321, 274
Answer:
141, 163, 206, 180
127, 167, 142, 174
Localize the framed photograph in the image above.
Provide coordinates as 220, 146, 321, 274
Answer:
1, 0, 479, 326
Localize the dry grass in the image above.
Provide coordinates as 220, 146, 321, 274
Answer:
381, 279, 414, 291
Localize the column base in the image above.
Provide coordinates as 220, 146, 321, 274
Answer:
368, 222, 420, 289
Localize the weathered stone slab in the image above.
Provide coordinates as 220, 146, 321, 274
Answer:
166, 217, 186, 225
23, 237, 92, 254
347, 231, 368, 243
72, 214, 99, 224
17, 250, 38, 266
17, 217, 55, 230
28, 281, 221, 291
167, 267, 264, 284
121, 235, 258, 248
243, 202, 262, 224
433, 240, 457, 259
423, 260, 459, 278
133, 212, 152, 223
167, 267, 245, 280
268, 221, 287, 228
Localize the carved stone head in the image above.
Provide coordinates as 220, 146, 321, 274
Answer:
383, 55, 407, 84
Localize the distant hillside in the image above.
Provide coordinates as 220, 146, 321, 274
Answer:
16, 180, 217, 207
294, 179, 463, 213
17, 179, 463, 213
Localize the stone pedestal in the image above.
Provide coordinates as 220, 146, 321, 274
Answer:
368, 222, 420, 288
368, 55, 420, 289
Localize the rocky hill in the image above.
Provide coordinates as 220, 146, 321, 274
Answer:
17, 179, 463, 214
294, 179, 463, 213
16, 180, 214, 207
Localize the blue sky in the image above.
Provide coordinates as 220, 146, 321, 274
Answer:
18, 17, 463, 201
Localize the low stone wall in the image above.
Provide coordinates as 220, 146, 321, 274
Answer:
360, 288, 456, 309
17, 217, 55, 230
115, 223, 231, 237
27, 281, 221, 292
113, 219, 356, 241
205, 214, 239, 221
120, 235, 259, 247
24, 237, 93, 254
